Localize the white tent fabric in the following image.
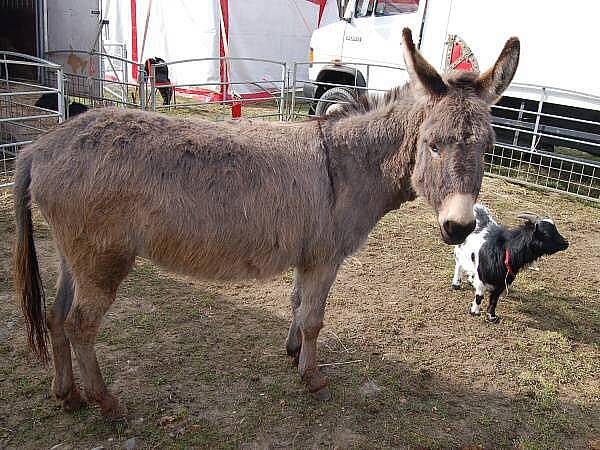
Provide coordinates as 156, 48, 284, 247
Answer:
104, 0, 339, 98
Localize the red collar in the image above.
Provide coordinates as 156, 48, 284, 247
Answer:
504, 248, 514, 275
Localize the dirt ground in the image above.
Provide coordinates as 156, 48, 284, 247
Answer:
0, 177, 598, 450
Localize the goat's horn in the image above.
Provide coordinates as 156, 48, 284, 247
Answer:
517, 212, 540, 223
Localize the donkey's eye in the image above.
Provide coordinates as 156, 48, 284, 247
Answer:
429, 145, 440, 156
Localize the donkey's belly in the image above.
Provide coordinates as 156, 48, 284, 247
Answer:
140, 233, 300, 282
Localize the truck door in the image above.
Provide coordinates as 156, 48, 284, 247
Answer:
342, 0, 425, 90
46, 0, 102, 70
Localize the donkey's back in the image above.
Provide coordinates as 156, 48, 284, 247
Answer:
22, 108, 333, 280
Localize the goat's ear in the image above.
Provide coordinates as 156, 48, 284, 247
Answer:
476, 37, 520, 104
402, 28, 447, 98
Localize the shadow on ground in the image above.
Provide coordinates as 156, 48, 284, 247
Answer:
1, 261, 597, 450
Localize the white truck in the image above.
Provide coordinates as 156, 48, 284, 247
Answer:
306, 0, 600, 157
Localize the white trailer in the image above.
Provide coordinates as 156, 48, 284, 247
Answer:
307, 0, 600, 156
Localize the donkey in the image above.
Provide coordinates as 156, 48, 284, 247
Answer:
13, 29, 519, 418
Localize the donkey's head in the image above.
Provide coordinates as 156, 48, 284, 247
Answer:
403, 29, 520, 244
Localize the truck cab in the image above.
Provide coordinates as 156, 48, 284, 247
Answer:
306, 0, 600, 159
306, 0, 426, 115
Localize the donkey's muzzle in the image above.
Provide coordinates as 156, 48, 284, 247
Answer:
441, 219, 476, 245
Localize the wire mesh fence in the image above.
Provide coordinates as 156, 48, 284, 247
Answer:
289, 62, 600, 203
1, 50, 599, 203
485, 144, 599, 200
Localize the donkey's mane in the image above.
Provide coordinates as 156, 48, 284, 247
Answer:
323, 84, 411, 121
324, 70, 482, 122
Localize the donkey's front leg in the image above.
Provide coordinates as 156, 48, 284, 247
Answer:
285, 271, 302, 365
293, 263, 339, 401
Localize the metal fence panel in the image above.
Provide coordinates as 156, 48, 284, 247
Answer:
290, 61, 600, 203
1, 51, 63, 188
148, 57, 287, 122
45, 50, 145, 110
2, 51, 599, 203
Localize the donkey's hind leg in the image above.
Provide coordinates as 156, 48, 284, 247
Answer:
294, 263, 339, 401
47, 257, 84, 411
64, 256, 133, 419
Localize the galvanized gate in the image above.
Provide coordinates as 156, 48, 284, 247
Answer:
0, 51, 64, 188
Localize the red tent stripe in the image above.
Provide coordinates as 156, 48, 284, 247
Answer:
305, 0, 327, 25
130, 0, 138, 79
219, 0, 229, 99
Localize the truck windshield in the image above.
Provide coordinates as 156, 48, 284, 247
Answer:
355, 0, 375, 17
374, 0, 419, 16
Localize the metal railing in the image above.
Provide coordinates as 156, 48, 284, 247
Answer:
45, 49, 145, 110
1, 50, 599, 202
148, 57, 287, 121
289, 60, 407, 120
0, 51, 64, 188
289, 61, 600, 203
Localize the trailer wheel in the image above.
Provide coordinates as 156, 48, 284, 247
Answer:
315, 87, 356, 117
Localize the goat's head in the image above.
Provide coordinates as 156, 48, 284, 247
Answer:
517, 212, 569, 255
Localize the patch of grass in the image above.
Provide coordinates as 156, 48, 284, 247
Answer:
153, 376, 168, 386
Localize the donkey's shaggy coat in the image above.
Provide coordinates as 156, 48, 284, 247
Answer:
13, 30, 519, 418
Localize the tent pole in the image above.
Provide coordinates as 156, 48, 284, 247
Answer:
139, 0, 153, 65
218, 0, 233, 101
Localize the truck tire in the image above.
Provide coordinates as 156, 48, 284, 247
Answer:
315, 87, 356, 117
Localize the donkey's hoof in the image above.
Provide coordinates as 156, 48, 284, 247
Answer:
486, 314, 500, 324
101, 404, 128, 421
452, 284, 461, 290
60, 389, 86, 412
311, 386, 332, 401
304, 368, 329, 398
286, 337, 301, 367
100, 396, 128, 420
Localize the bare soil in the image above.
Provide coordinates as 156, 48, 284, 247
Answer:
0, 177, 598, 449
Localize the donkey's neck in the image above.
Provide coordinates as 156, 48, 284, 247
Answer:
326, 99, 422, 214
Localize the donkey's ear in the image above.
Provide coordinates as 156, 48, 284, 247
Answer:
402, 28, 447, 97
476, 37, 520, 104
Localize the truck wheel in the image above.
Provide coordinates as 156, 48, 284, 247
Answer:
315, 87, 356, 117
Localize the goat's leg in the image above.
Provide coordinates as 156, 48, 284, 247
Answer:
486, 288, 504, 323
285, 270, 302, 365
469, 276, 485, 316
294, 263, 339, 401
451, 260, 462, 290
47, 257, 85, 412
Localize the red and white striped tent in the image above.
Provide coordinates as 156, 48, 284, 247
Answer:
104, 0, 338, 100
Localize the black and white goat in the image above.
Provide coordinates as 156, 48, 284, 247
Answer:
452, 204, 569, 323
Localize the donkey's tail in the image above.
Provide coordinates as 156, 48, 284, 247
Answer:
13, 154, 49, 364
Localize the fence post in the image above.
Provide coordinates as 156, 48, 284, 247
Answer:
290, 63, 298, 121
138, 66, 146, 109
56, 67, 65, 123
530, 87, 546, 151
151, 64, 156, 111
279, 62, 286, 121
